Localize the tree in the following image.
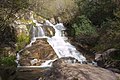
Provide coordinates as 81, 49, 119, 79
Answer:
0, 0, 29, 42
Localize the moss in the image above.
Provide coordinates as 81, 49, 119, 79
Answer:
16, 33, 30, 51
19, 18, 33, 24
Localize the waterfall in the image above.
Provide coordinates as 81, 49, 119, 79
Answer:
46, 21, 86, 63
26, 21, 46, 48
17, 19, 86, 67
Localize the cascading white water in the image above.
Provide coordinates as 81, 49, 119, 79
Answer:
17, 19, 86, 67
46, 21, 86, 63
26, 21, 46, 48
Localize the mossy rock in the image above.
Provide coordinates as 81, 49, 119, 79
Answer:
16, 33, 30, 51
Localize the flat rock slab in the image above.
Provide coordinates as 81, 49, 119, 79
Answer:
41, 58, 118, 80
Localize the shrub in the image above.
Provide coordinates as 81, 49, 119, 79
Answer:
71, 15, 97, 36
0, 56, 16, 66
77, 0, 117, 26
93, 19, 120, 51
16, 33, 30, 51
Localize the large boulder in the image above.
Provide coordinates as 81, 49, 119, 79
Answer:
41, 58, 118, 80
16, 58, 118, 80
19, 39, 57, 66
95, 48, 120, 73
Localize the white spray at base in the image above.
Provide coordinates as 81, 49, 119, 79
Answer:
17, 19, 86, 67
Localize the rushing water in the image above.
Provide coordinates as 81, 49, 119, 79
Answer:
46, 20, 86, 63
17, 19, 86, 67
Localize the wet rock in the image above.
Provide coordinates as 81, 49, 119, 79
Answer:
52, 57, 80, 67
50, 18, 56, 24
41, 58, 118, 80
19, 39, 57, 66
42, 25, 55, 37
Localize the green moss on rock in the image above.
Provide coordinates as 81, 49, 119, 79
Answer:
16, 32, 30, 51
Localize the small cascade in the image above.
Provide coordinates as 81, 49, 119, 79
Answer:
17, 19, 86, 68
36, 26, 45, 37
26, 21, 45, 47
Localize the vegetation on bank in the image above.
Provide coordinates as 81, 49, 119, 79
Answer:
0, 56, 16, 67
0, 0, 29, 66
67, 0, 120, 53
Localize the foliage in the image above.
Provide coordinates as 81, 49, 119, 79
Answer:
29, 0, 78, 22
71, 15, 97, 36
0, 0, 29, 44
0, 0, 29, 25
16, 33, 30, 51
77, 0, 117, 26
0, 56, 16, 66
69, 0, 120, 53
93, 19, 120, 51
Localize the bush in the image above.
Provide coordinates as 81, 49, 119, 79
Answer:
0, 56, 16, 66
71, 15, 97, 36
77, 0, 117, 26
93, 19, 120, 51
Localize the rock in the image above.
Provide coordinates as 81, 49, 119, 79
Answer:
95, 48, 118, 61
41, 58, 118, 80
115, 73, 120, 79
16, 25, 29, 36
19, 39, 57, 66
15, 58, 118, 80
50, 18, 56, 24
95, 48, 120, 72
50, 17, 62, 24
42, 25, 55, 37
0, 66, 17, 80
0, 44, 16, 57
16, 68, 49, 80
52, 57, 80, 67
15, 24, 30, 51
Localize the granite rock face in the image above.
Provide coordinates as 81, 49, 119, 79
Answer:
41, 58, 118, 80
19, 39, 57, 66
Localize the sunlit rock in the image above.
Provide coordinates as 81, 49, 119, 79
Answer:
18, 39, 57, 66
50, 18, 56, 24
40, 58, 118, 80
42, 25, 55, 37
